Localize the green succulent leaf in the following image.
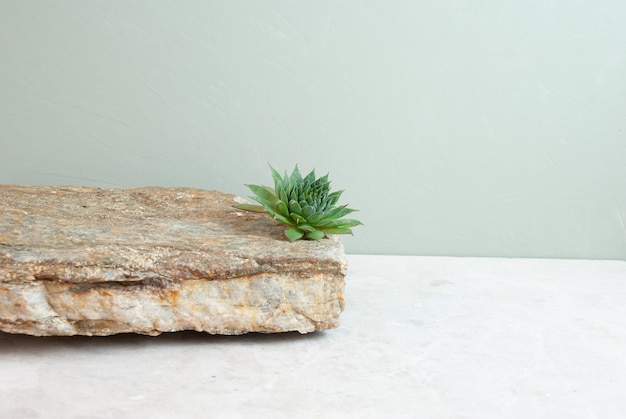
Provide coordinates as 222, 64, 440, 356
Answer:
289, 200, 303, 215
285, 227, 304, 241
305, 229, 325, 240
273, 212, 295, 226
276, 200, 290, 218
320, 227, 354, 235
316, 218, 363, 228
302, 205, 316, 218
238, 164, 362, 241
246, 185, 276, 210
323, 205, 358, 220
306, 210, 326, 225
246, 184, 276, 203
297, 223, 315, 233
290, 212, 307, 225
235, 203, 266, 213
326, 190, 343, 207
270, 166, 284, 190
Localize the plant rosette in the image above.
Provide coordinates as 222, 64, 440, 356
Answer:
237, 165, 362, 241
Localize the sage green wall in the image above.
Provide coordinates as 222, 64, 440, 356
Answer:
2, 1, 626, 259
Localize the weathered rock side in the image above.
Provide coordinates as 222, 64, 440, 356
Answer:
0, 185, 347, 336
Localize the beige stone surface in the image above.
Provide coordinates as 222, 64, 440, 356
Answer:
0, 185, 347, 336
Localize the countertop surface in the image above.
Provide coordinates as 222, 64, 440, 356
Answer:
2, 255, 626, 418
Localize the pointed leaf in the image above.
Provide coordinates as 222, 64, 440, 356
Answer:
290, 213, 307, 225
305, 229, 325, 240
302, 205, 316, 218
276, 200, 290, 217
246, 184, 277, 203
249, 195, 276, 212
319, 227, 353, 235
303, 168, 316, 184
289, 199, 303, 215
315, 173, 330, 189
235, 203, 266, 213
323, 205, 358, 220
285, 227, 304, 241
297, 223, 315, 233
335, 218, 363, 227
326, 190, 343, 207
263, 205, 277, 218
291, 165, 302, 184
273, 212, 295, 226
278, 188, 289, 205
306, 210, 326, 225
270, 165, 284, 191
316, 218, 362, 228
283, 171, 290, 193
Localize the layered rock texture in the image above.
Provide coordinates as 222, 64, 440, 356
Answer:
0, 185, 347, 336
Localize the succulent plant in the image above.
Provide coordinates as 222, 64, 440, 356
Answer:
237, 165, 362, 241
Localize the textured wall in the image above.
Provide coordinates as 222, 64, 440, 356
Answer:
1, 1, 625, 259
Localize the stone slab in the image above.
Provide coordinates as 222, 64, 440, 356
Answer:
0, 185, 347, 336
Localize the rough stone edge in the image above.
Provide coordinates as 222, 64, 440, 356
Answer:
0, 269, 347, 336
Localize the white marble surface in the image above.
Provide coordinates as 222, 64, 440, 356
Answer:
2, 255, 626, 418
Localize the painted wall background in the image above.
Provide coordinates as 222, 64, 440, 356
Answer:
1, 1, 625, 259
